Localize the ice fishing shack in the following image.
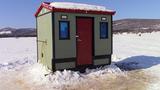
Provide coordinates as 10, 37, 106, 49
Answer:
35, 2, 115, 71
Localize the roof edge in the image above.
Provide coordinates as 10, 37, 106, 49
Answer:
35, 2, 116, 17
35, 2, 52, 17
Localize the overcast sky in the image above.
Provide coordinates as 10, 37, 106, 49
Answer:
0, 0, 160, 28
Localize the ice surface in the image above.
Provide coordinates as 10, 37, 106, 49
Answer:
0, 32, 160, 89
0, 37, 36, 63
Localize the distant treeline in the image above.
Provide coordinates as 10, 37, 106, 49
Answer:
0, 35, 36, 38
113, 29, 160, 34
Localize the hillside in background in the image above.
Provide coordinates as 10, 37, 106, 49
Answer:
0, 27, 36, 37
113, 19, 160, 33
1, 19, 160, 37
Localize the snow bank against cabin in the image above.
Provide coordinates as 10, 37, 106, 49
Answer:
50, 2, 113, 12
24, 63, 124, 89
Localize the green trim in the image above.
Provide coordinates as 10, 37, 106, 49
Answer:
52, 12, 56, 71
54, 58, 76, 63
94, 55, 111, 60
111, 16, 113, 54
36, 18, 38, 62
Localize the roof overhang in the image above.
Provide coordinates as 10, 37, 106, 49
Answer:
35, 2, 116, 17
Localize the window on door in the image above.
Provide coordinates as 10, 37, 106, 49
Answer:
59, 21, 70, 40
100, 22, 108, 39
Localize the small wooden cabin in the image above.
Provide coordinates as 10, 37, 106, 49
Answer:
35, 2, 115, 71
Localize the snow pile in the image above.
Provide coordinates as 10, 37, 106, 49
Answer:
47, 70, 82, 88
21, 63, 123, 89
49, 64, 123, 87
24, 64, 80, 86
50, 2, 113, 12
26, 64, 50, 83
86, 64, 123, 76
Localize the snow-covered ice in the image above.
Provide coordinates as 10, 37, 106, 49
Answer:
0, 37, 36, 64
113, 32, 160, 90
0, 32, 160, 90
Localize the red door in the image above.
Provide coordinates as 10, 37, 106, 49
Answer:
76, 17, 93, 66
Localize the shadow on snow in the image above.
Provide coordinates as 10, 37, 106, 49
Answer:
115, 55, 160, 71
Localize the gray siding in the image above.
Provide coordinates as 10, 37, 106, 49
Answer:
54, 12, 112, 59
94, 16, 112, 55
54, 13, 76, 59
94, 58, 110, 65
55, 62, 75, 70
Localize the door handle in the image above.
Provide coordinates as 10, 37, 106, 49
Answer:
78, 39, 82, 42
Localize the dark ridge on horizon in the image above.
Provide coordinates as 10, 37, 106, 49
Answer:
0, 27, 36, 38
1, 18, 160, 37
114, 18, 160, 21
113, 18, 160, 33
